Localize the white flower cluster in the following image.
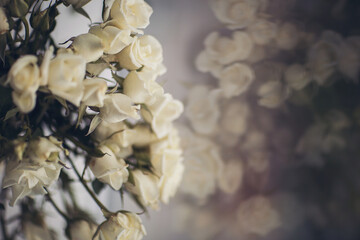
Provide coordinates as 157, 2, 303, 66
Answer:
2, 0, 184, 239
3, 137, 65, 206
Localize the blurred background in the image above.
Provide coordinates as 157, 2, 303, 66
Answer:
52, 0, 360, 239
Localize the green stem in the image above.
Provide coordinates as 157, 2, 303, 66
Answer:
67, 156, 112, 217
45, 190, 70, 222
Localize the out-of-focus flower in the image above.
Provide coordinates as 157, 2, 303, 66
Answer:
90, 145, 129, 190
219, 63, 255, 98
123, 70, 164, 104
210, 0, 261, 29
236, 195, 281, 236
116, 35, 163, 70
68, 220, 98, 240
284, 64, 312, 90
11, 91, 37, 113
185, 85, 221, 135
248, 18, 278, 45
247, 151, 269, 173
0, 7, 8, 34
71, 33, 104, 63
257, 80, 289, 108
82, 78, 108, 107
48, 53, 86, 106
141, 93, 183, 138
220, 101, 249, 136
218, 160, 243, 194
246, 44, 266, 63
337, 40, 360, 82
89, 26, 133, 55
204, 31, 253, 65
98, 211, 146, 240
276, 22, 299, 50
307, 38, 337, 85
180, 133, 223, 202
23, 220, 54, 240
195, 50, 223, 78
105, 0, 153, 33
7, 55, 40, 93
99, 93, 140, 123
325, 109, 351, 131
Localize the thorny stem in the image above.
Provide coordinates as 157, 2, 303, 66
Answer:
67, 156, 112, 217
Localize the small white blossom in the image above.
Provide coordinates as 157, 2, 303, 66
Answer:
89, 145, 129, 190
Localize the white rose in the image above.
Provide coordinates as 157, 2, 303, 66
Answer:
82, 78, 108, 107
71, 33, 104, 63
86, 61, 109, 76
284, 64, 312, 90
94, 121, 127, 142
27, 137, 63, 164
0, 7, 9, 34
68, 220, 98, 240
48, 53, 86, 106
89, 26, 134, 55
185, 85, 221, 135
221, 101, 249, 136
7, 55, 40, 93
141, 93, 183, 138
210, 0, 260, 29
98, 212, 146, 240
248, 18, 278, 45
276, 22, 299, 50
126, 170, 160, 209
12, 91, 37, 113
204, 31, 253, 65
99, 93, 140, 123
3, 161, 63, 206
116, 35, 163, 70
150, 129, 184, 203
106, 0, 153, 33
257, 80, 289, 108
219, 63, 255, 98
236, 196, 281, 236
89, 145, 128, 190
194, 50, 223, 78
109, 124, 157, 148
123, 70, 164, 104
180, 135, 223, 202
218, 160, 243, 194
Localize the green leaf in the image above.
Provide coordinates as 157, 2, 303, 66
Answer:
72, 6, 92, 23
86, 115, 102, 136
76, 103, 87, 128
4, 108, 18, 121
92, 179, 105, 195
